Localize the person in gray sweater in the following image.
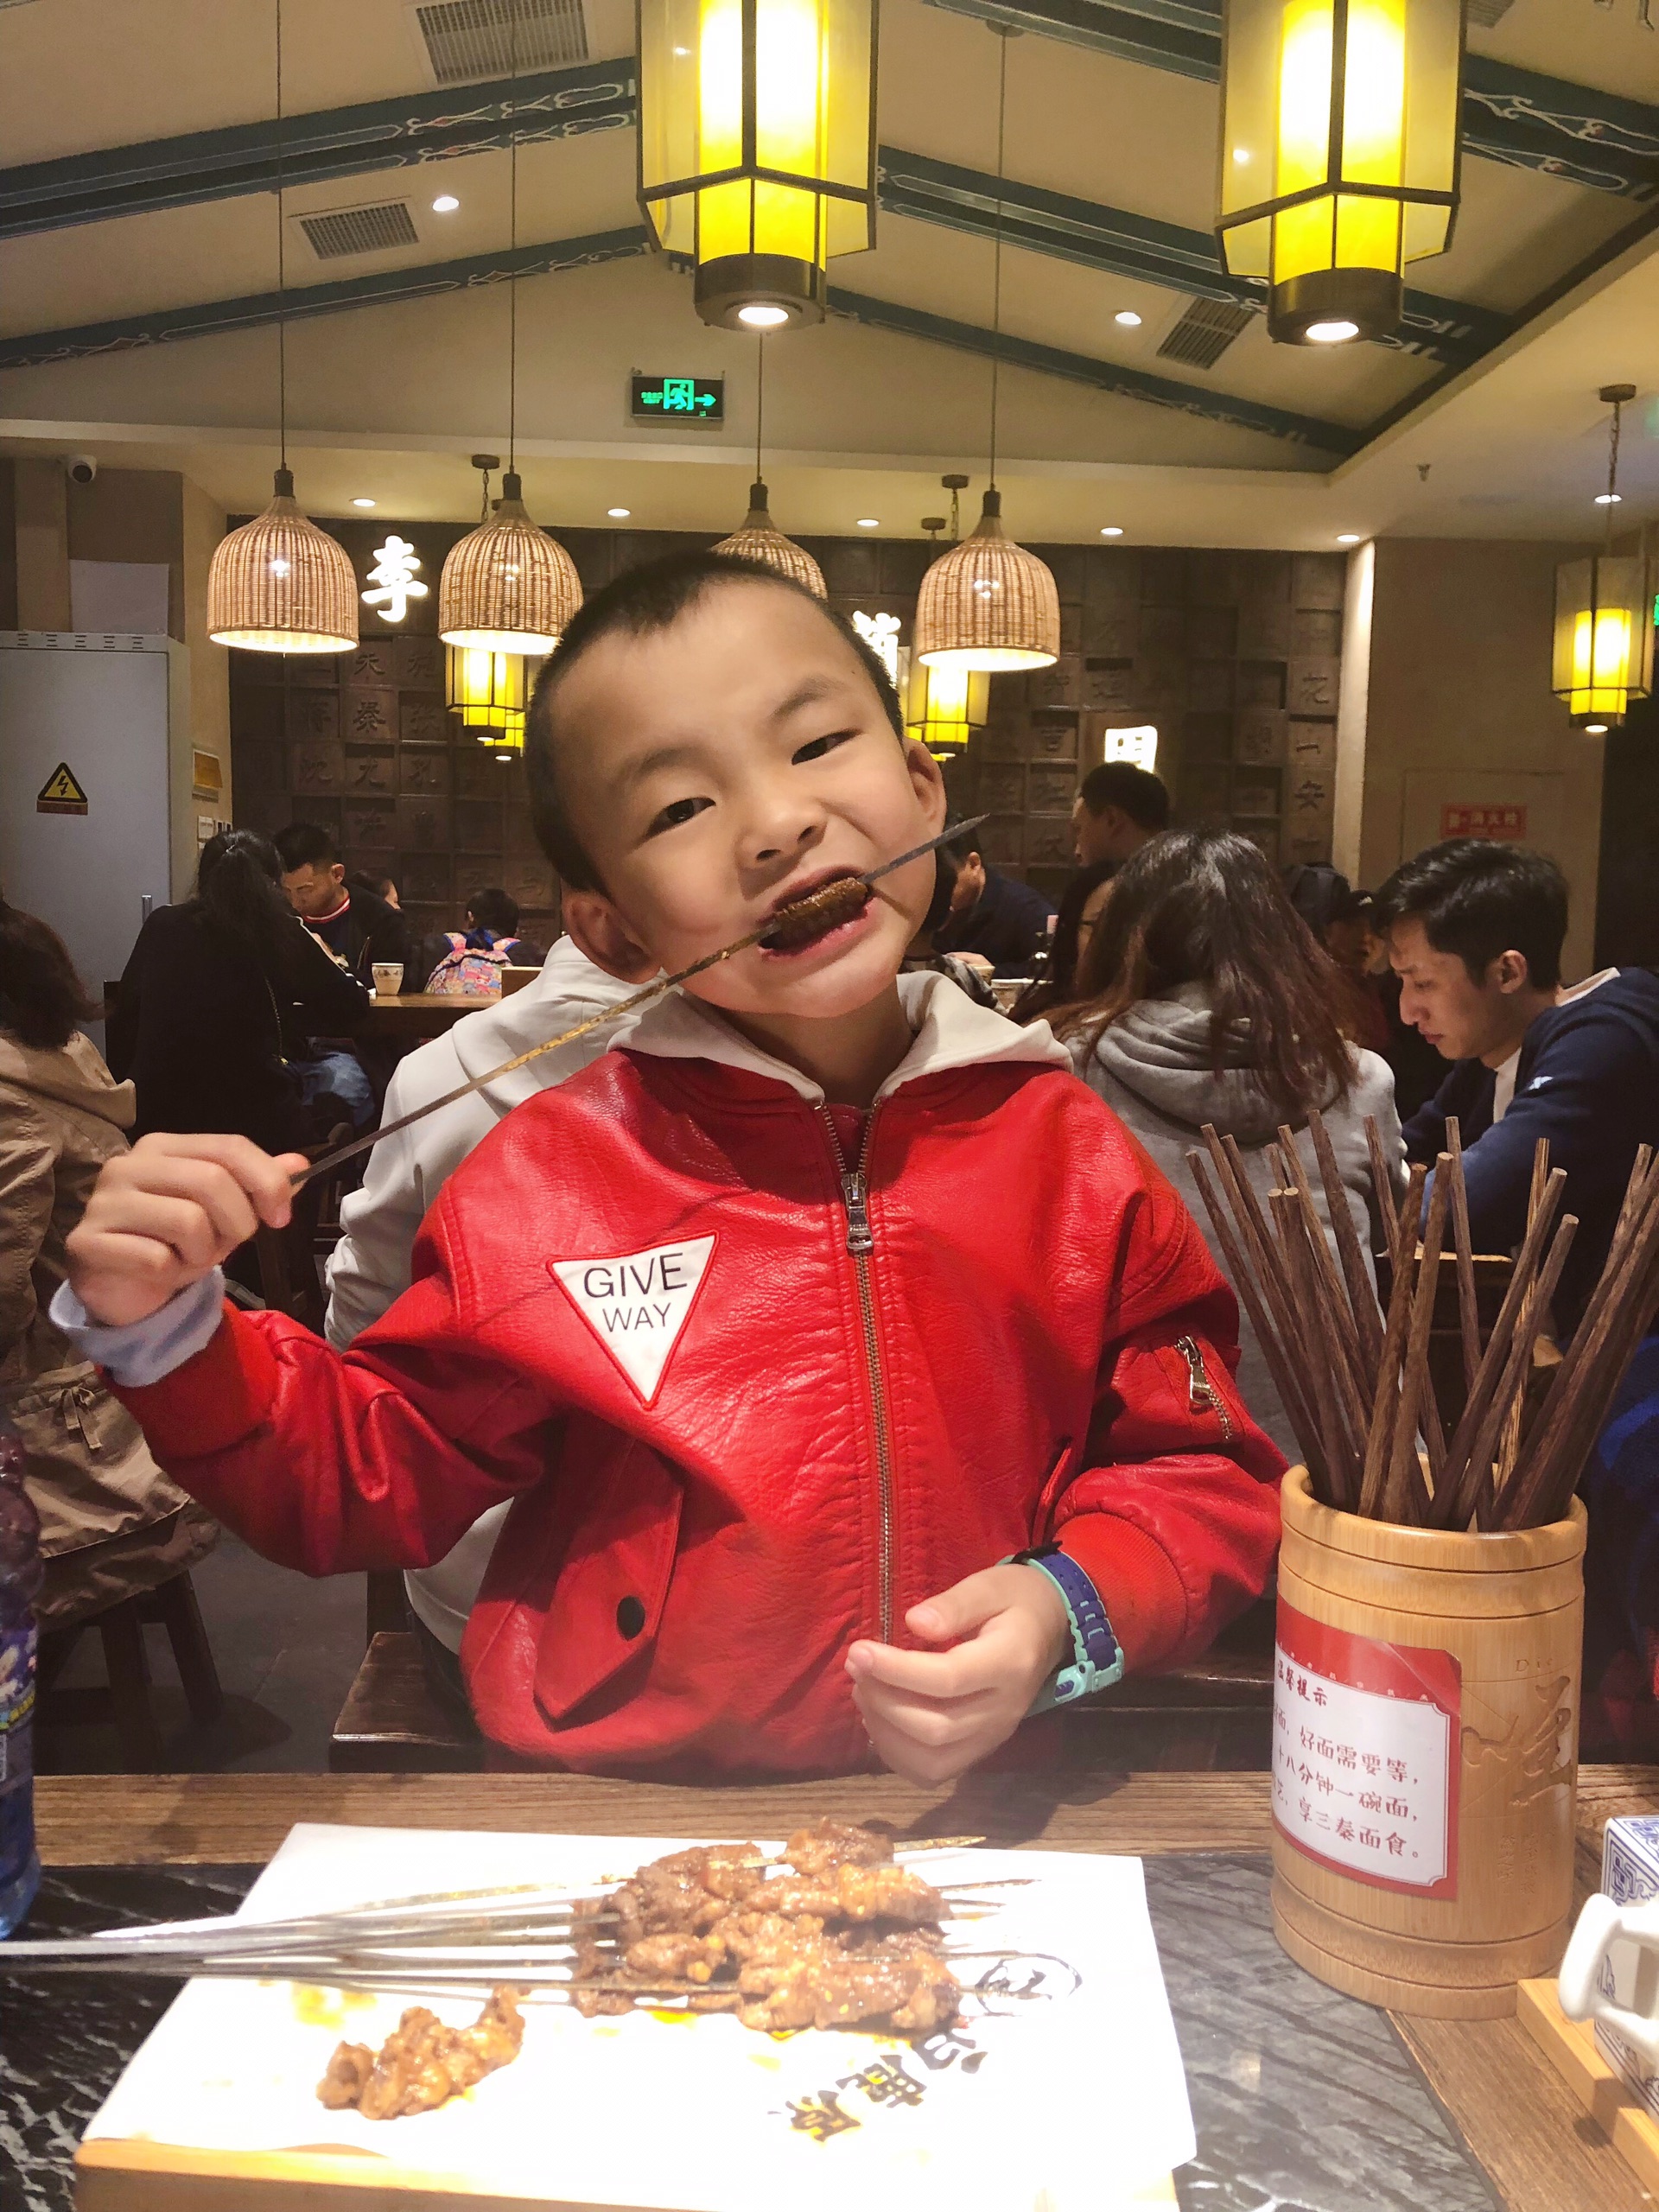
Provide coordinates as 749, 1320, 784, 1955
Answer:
1050, 829, 1406, 1464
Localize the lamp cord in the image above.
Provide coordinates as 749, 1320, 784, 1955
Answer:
755, 334, 766, 482
508, 2, 518, 476
1606, 395, 1622, 550
988, 29, 1008, 491
275, 0, 286, 472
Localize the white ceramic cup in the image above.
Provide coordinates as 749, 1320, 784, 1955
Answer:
372, 963, 404, 998
1559, 1890, 1659, 2061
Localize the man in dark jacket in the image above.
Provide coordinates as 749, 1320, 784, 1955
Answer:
276, 822, 410, 980
1376, 838, 1659, 1332
932, 847, 1057, 977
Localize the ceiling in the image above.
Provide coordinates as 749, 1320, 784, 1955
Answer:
2, 0, 1657, 547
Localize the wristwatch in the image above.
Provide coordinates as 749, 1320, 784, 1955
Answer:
1008, 1543, 1125, 1709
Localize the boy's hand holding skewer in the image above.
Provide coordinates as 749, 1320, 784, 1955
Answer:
846, 1567, 1071, 1788
67, 1133, 306, 1326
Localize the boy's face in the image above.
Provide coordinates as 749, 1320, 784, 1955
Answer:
556, 582, 946, 1022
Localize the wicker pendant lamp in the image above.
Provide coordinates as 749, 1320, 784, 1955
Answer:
207, 0, 356, 654
714, 339, 826, 596
437, 14, 582, 655
912, 30, 1058, 676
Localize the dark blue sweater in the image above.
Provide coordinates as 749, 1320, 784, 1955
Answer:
1403, 968, 1659, 1333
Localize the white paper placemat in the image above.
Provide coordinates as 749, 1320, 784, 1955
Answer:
84, 1825, 1195, 2211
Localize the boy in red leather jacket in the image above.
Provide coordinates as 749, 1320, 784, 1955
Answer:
60, 552, 1284, 1781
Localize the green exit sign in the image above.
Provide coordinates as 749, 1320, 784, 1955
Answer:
631, 372, 725, 425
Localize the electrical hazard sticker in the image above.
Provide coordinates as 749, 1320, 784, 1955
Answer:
36, 762, 88, 815
552, 1236, 715, 1404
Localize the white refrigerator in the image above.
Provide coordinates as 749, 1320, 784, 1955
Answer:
0, 632, 205, 1027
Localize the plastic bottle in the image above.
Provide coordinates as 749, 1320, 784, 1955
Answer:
0, 1409, 41, 1936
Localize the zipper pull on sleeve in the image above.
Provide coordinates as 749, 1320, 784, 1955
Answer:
841, 1171, 874, 1256
1175, 1333, 1234, 1439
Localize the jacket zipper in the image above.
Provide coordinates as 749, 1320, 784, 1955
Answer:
1175, 1334, 1234, 1440
821, 1106, 896, 1641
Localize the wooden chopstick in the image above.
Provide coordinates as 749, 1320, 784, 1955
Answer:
1359, 1162, 1428, 1518
1445, 1118, 1482, 1401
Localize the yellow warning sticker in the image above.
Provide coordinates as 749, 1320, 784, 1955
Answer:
36, 762, 88, 815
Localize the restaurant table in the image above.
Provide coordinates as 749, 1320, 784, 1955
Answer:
366, 991, 479, 1041
7, 1764, 1655, 2212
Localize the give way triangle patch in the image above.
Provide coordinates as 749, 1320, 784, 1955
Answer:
552, 1235, 715, 1406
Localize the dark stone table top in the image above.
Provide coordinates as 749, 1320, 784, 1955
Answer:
0, 1853, 1496, 2212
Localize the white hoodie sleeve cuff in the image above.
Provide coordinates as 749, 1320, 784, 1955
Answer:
48, 1270, 228, 1387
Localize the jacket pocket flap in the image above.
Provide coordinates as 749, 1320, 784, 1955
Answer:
533, 1438, 683, 1723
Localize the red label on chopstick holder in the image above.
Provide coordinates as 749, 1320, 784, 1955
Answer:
1272, 1601, 1461, 1899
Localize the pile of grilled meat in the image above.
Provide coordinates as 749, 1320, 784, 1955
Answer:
569, 1820, 962, 2035
318, 1986, 526, 2121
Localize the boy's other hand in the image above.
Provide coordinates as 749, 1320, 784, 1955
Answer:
845, 1563, 1071, 1789
67, 1133, 308, 1327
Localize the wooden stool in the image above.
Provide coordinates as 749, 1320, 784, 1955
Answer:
37, 1570, 225, 1773
329, 1630, 483, 1773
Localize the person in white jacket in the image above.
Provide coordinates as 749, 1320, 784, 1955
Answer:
324, 936, 639, 1686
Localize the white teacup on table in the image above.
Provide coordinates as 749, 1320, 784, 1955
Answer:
1560, 1890, 1659, 2062
372, 963, 404, 999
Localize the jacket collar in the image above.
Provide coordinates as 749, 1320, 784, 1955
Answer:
615, 969, 1071, 1106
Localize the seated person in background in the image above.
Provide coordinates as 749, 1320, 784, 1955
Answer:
1054, 829, 1403, 1465
276, 822, 409, 981
347, 870, 400, 911
1281, 862, 1389, 1056
898, 848, 997, 1009
109, 830, 372, 1152
59, 549, 1282, 1785
0, 900, 215, 1628
1071, 761, 1169, 871
1013, 859, 1116, 1024
931, 845, 1056, 977
1376, 838, 1659, 1335
326, 930, 640, 1716
423, 888, 549, 997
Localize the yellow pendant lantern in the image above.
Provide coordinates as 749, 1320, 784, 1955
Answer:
1216, 0, 1465, 346
1553, 385, 1652, 734
447, 645, 537, 751
636, 0, 878, 330
209, 468, 359, 653
903, 653, 989, 762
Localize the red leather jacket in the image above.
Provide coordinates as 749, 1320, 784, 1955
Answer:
115, 978, 1285, 1775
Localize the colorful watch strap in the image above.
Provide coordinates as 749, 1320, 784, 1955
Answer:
1008, 1546, 1125, 1709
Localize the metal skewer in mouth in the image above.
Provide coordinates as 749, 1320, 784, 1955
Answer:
291, 815, 988, 1192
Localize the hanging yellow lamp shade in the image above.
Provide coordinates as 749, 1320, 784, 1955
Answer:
1552, 554, 1653, 732
207, 467, 359, 653
1216, 0, 1465, 346
637, 0, 878, 330
714, 480, 827, 596
912, 490, 1059, 674
903, 654, 989, 761
447, 645, 537, 750
438, 471, 582, 654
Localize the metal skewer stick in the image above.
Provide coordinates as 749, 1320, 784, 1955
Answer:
290, 816, 990, 1192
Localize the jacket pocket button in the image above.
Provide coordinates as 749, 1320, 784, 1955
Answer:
616, 1595, 646, 1640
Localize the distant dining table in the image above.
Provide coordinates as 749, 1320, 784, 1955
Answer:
365, 991, 478, 1043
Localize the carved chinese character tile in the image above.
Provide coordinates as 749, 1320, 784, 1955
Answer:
399, 696, 449, 747
287, 741, 344, 796
344, 800, 396, 850
1287, 658, 1340, 716
1028, 765, 1077, 816
398, 748, 451, 797
395, 797, 450, 851
396, 635, 445, 690
345, 687, 397, 743
344, 748, 395, 794
284, 690, 339, 743
349, 645, 396, 689
455, 798, 505, 854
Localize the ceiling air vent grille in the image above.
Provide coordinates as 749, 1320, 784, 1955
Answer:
410, 0, 588, 85
298, 200, 421, 260
1155, 297, 1255, 372
1465, 0, 1514, 26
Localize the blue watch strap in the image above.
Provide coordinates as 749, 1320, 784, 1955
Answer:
1007, 1546, 1125, 1708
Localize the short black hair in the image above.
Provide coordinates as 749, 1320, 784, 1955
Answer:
1078, 760, 1170, 832
275, 820, 340, 872
525, 549, 906, 893
1373, 839, 1568, 991
467, 886, 520, 935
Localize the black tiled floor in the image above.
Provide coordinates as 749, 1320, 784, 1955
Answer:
35, 1533, 367, 1775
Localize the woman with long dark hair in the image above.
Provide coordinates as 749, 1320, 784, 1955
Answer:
107, 829, 372, 1152
1052, 829, 1404, 1459
1011, 858, 1116, 1024
0, 901, 216, 1626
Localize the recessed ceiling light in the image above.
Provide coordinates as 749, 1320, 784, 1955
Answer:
1336, 532, 1360, 544
1115, 310, 1142, 328
1584, 721, 1610, 734
738, 302, 790, 328
1100, 525, 1124, 537
432, 194, 460, 213
607, 506, 631, 518
1306, 319, 1361, 344
856, 517, 880, 528
351, 496, 377, 509
1594, 491, 1624, 505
